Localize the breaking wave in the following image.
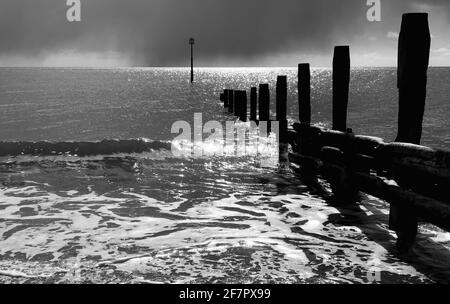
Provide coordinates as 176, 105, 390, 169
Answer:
0, 139, 172, 157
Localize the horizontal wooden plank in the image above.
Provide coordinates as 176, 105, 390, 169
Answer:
288, 126, 450, 182
354, 172, 450, 231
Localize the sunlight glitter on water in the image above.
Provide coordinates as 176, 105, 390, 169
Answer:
0, 152, 447, 283
0, 68, 450, 283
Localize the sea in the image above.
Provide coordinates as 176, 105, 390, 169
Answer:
0, 67, 449, 283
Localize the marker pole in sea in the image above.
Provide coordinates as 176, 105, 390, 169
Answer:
189, 38, 195, 83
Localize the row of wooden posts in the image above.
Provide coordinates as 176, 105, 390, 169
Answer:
217, 13, 450, 251
219, 81, 285, 126
219, 44, 353, 136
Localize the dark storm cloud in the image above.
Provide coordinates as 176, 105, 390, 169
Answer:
0, 0, 449, 66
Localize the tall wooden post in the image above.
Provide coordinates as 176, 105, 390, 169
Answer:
298, 63, 311, 125
390, 13, 431, 251
228, 90, 235, 114
234, 91, 240, 117
276, 76, 288, 140
242, 91, 248, 122
250, 87, 257, 121
396, 13, 431, 145
235, 91, 248, 122
332, 46, 350, 132
330, 47, 359, 204
224, 89, 229, 108
276, 76, 287, 122
258, 84, 270, 122
189, 38, 195, 83
220, 89, 228, 108
297, 63, 314, 158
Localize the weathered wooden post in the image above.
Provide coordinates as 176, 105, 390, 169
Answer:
234, 91, 240, 117
241, 90, 248, 122
297, 63, 315, 159
258, 84, 270, 122
332, 46, 350, 132
328, 46, 359, 203
298, 63, 311, 125
223, 90, 229, 107
396, 13, 431, 145
390, 13, 431, 251
259, 84, 270, 132
276, 76, 287, 123
250, 87, 257, 121
276, 76, 288, 141
235, 91, 248, 122
275, 76, 288, 165
228, 89, 234, 114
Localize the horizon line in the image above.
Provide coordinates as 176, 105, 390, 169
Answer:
1, 65, 450, 69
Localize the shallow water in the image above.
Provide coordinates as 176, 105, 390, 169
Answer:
0, 68, 449, 283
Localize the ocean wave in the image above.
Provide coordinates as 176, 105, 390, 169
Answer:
0, 139, 172, 157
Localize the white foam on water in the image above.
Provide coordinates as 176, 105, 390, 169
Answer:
1, 67, 450, 282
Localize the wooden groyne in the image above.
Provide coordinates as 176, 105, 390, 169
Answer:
218, 13, 450, 250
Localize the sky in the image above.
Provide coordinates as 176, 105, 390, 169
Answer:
0, 0, 449, 67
